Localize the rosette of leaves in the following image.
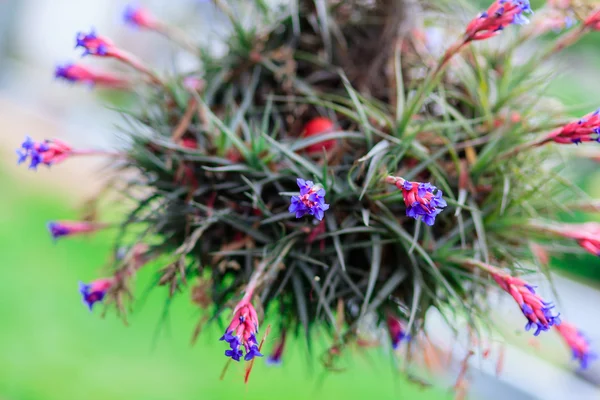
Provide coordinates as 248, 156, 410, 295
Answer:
80, 0, 587, 372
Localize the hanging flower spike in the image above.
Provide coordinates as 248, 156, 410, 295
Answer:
385, 176, 447, 226
220, 299, 263, 362
55, 63, 130, 89
289, 179, 330, 221
555, 322, 596, 369
584, 8, 600, 30
123, 4, 160, 30
266, 329, 287, 365
16, 136, 72, 170
47, 221, 105, 240
543, 108, 600, 145
79, 278, 115, 310
301, 117, 337, 154
386, 315, 410, 349
464, 0, 533, 42
490, 269, 560, 336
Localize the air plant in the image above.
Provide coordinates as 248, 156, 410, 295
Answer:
20, 0, 600, 394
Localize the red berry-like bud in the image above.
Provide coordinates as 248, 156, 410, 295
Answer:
301, 117, 336, 154
181, 137, 198, 149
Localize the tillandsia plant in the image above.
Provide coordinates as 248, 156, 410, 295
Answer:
20, 0, 600, 392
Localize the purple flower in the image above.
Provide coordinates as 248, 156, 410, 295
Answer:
75, 29, 117, 57
522, 300, 560, 336
16, 136, 44, 169
16, 136, 72, 170
220, 333, 243, 361
244, 339, 263, 361
386, 316, 410, 349
288, 179, 330, 221
79, 278, 114, 310
398, 180, 447, 226
47, 221, 104, 240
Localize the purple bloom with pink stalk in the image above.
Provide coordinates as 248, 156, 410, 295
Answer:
17, 136, 72, 170
491, 269, 560, 335
74, 29, 161, 85
17, 135, 121, 171
220, 298, 263, 362
79, 278, 115, 310
47, 221, 105, 240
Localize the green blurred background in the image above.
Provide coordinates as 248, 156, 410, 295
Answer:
1, 1, 600, 399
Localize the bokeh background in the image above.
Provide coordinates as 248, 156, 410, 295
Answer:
1, 1, 600, 399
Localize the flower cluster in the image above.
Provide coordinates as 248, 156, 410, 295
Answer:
465, 0, 533, 41
555, 321, 596, 369
55, 63, 130, 89
16, 136, 72, 170
289, 179, 330, 221
491, 269, 560, 335
386, 176, 447, 226
386, 315, 410, 349
220, 299, 263, 362
47, 221, 104, 240
266, 329, 286, 365
123, 4, 159, 30
543, 108, 600, 145
79, 278, 115, 310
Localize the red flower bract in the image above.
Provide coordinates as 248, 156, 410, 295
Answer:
301, 117, 336, 154
464, 0, 532, 42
